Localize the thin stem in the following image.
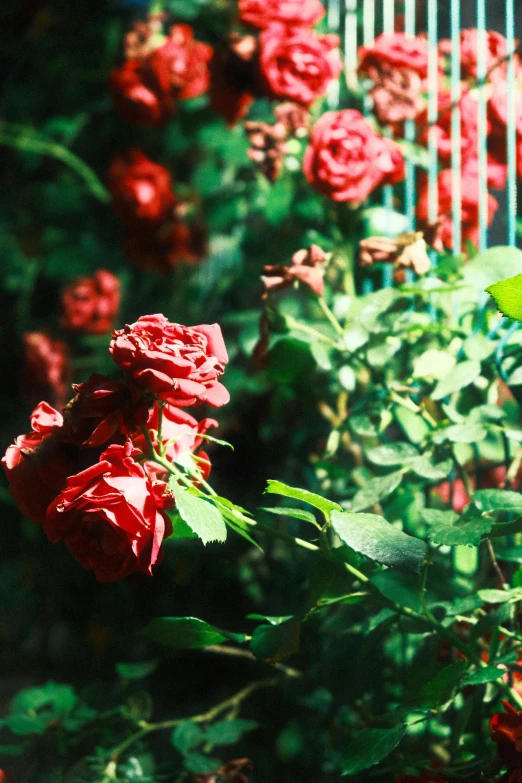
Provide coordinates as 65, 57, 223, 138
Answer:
318, 297, 345, 337
285, 316, 342, 349
487, 539, 506, 588
107, 678, 281, 768
252, 521, 320, 552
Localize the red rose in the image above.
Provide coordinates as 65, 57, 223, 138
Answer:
458, 29, 513, 82
62, 374, 148, 449
45, 441, 172, 582
109, 314, 229, 408
303, 109, 405, 202
2, 402, 67, 525
417, 169, 498, 250
135, 403, 217, 481
61, 270, 121, 335
209, 34, 259, 126
359, 33, 430, 77
150, 24, 213, 101
490, 702, 522, 766
488, 80, 522, 180
239, 0, 325, 29
109, 59, 173, 126
22, 332, 70, 411
124, 217, 207, 274
109, 150, 175, 227
259, 25, 341, 107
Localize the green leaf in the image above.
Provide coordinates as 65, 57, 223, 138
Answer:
473, 489, 522, 514
204, 719, 258, 746
167, 510, 199, 540
477, 589, 518, 604
184, 753, 221, 775
423, 508, 493, 546
421, 660, 468, 708
442, 421, 488, 444
463, 246, 522, 290
365, 443, 419, 466
168, 481, 227, 545
395, 406, 430, 444
259, 507, 318, 526
413, 349, 456, 381
360, 206, 410, 238
395, 139, 430, 169
172, 722, 205, 752
463, 666, 506, 685
487, 273, 522, 321
246, 614, 294, 624
7, 682, 77, 736
308, 559, 356, 604
143, 617, 246, 649
431, 360, 482, 400
410, 456, 452, 481
340, 725, 405, 776
250, 617, 301, 662
116, 661, 158, 680
264, 176, 295, 226
331, 511, 428, 572
265, 481, 341, 515
464, 334, 497, 362
351, 471, 404, 512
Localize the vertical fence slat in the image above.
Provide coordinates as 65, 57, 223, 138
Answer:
451, 0, 462, 255
476, 0, 488, 252
404, 0, 416, 231
506, 0, 518, 246
327, 0, 341, 108
344, 0, 358, 92
382, 0, 395, 288
427, 0, 439, 231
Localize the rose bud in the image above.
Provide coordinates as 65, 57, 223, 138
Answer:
61, 270, 121, 335
108, 150, 175, 227
109, 59, 173, 126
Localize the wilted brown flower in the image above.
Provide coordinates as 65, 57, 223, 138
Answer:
245, 120, 288, 181
262, 244, 329, 297
274, 102, 311, 138
359, 232, 431, 276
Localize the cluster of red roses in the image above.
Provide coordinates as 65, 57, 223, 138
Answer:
359, 29, 522, 249
108, 150, 206, 274
110, 14, 212, 126
3, 314, 229, 582
211, 0, 341, 126
23, 269, 121, 411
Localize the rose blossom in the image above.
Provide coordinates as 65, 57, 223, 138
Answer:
61, 270, 121, 335
22, 332, 70, 411
417, 169, 498, 250
490, 702, 522, 766
124, 216, 208, 274
109, 314, 229, 408
303, 109, 405, 202
149, 24, 213, 101
259, 25, 341, 107
439, 29, 514, 82
109, 59, 173, 126
239, 0, 325, 29
109, 150, 175, 227
209, 34, 259, 126
2, 402, 68, 525
358, 33, 429, 124
45, 441, 172, 582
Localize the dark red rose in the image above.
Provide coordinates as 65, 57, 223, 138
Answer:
239, 0, 325, 29
124, 216, 208, 274
61, 270, 121, 335
149, 24, 213, 101
109, 150, 175, 227
134, 403, 217, 482
109, 59, 173, 126
194, 758, 253, 783
417, 169, 498, 250
303, 109, 405, 202
209, 34, 259, 126
490, 702, 522, 766
45, 441, 172, 582
262, 244, 328, 297
259, 25, 341, 107
2, 402, 68, 525
109, 314, 229, 408
62, 374, 148, 449
22, 332, 70, 411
